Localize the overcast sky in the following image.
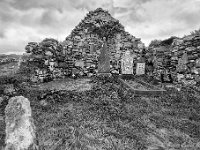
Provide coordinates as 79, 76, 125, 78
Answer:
0, 0, 200, 54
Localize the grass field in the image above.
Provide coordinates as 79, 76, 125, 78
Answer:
26, 78, 200, 149
0, 62, 19, 77
1, 77, 200, 150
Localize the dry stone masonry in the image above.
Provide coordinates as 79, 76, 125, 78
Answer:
148, 34, 200, 85
61, 8, 145, 75
24, 8, 145, 82
23, 7, 200, 86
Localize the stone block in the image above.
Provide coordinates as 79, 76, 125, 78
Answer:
5, 96, 37, 150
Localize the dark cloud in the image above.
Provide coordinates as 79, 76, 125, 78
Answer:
0, 0, 200, 53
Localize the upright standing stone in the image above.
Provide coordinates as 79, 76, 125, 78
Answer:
5, 96, 37, 150
38, 69, 46, 83
98, 38, 110, 74
136, 57, 146, 75
121, 50, 133, 74
136, 63, 145, 75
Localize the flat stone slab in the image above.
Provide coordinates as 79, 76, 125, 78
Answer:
31, 78, 93, 92
118, 78, 166, 96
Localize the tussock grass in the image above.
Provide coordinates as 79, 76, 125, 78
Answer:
1, 76, 200, 149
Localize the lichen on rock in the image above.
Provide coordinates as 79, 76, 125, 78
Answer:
5, 96, 37, 150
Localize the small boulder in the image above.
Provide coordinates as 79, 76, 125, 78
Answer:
39, 99, 48, 107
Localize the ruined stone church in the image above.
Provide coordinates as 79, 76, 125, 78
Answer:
62, 8, 145, 72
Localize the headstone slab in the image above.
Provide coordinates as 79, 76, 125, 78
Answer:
121, 50, 133, 74
136, 63, 145, 75
98, 42, 110, 73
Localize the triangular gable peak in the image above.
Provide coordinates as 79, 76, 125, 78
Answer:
63, 8, 145, 63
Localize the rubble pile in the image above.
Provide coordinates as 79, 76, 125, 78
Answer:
25, 38, 65, 82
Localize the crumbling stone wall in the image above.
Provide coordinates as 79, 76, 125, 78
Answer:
62, 8, 145, 74
24, 8, 145, 81
148, 34, 200, 85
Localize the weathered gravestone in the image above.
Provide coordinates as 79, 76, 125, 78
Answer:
136, 63, 145, 75
37, 69, 47, 83
136, 57, 146, 75
121, 50, 133, 74
98, 39, 110, 75
5, 96, 38, 150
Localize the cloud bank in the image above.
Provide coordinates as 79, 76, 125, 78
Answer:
0, 0, 200, 54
